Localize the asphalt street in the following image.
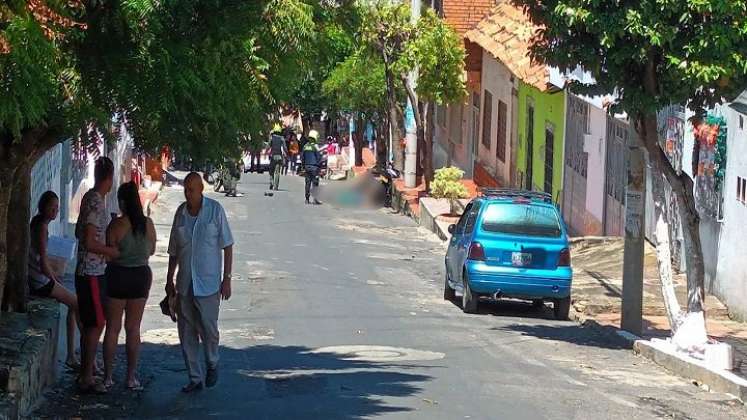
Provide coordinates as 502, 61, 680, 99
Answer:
35, 172, 746, 419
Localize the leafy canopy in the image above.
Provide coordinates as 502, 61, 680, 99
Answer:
1, 0, 315, 163
515, 0, 747, 116
322, 50, 386, 115
359, 1, 466, 105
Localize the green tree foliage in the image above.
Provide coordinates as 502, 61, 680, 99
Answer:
288, 1, 358, 122
360, 2, 466, 186
0, 0, 315, 312
517, 0, 747, 116
516, 0, 747, 320
322, 51, 386, 115
398, 9, 466, 106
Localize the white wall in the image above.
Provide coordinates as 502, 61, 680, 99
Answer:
478, 51, 516, 185
30, 143, 64, 237
715, 107, 747, 320
583, 102, 608, 224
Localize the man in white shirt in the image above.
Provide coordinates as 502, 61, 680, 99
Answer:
167, 172, 234, 392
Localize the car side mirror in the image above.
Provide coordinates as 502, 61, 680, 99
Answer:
448, 224, 456, 234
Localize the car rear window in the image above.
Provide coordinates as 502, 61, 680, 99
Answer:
481, 203, 562, 237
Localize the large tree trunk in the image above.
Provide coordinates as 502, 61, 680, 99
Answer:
2, 163, 31, 313
0, 172, 12, 315
354, 114, 365, 167
383, 59, 404, 173
639, 111, 707, 350
0, 126, 63, 315
640, 56, 707, 351
375, 116, 388, 170
424, 102, 435, 190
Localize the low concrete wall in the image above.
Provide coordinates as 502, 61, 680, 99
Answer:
0, 299, 60, 418
419, 198, 450, 239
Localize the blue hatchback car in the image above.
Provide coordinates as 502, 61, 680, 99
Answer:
444, 189, 572, 319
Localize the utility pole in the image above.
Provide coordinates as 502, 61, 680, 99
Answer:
621, 146, 646, 336
403, 0, 421, 188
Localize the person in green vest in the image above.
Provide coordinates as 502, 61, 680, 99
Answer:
301, 130, 323, 205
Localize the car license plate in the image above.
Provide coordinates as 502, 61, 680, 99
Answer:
511, 252, 532, 267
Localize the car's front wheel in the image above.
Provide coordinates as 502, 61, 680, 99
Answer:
443, 268, 455, 301
462, 271, 479, 314
553, 297, 571, 320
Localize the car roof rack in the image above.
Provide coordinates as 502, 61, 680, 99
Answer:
480, 188, 552, 203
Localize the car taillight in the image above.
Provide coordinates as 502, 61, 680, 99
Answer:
558, 248, 571, 267
468, 242, 486, 261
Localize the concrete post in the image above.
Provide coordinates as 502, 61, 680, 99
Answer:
404, 0, 421, 188
621, 146, 646, 336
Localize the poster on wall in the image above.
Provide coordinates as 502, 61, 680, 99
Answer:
692, 115, 727, 219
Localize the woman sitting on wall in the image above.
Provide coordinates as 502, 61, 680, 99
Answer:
28, 191, 81, 370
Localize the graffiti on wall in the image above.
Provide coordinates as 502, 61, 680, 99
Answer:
657, 105, 686, 174
692, 115, 727, 219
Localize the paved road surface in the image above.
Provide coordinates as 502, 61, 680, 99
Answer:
35, 173, 746, 419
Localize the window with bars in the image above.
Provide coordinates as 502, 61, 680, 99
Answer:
482, 90, 493, 149
496, 100, 507, 162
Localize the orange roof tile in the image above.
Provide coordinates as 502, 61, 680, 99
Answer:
464, 1, 550, 92
442, 0, 495, 35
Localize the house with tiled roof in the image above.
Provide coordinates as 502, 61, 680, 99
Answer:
428, 0, 495, 180
464, 0, 565, 200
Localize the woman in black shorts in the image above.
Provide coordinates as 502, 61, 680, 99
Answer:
29, 191, 80, 369
103, 182, 156, 390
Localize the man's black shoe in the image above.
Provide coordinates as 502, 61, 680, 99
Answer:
313, 199, 322, 205
181, 381, 203, 393
206, 368, 218, 388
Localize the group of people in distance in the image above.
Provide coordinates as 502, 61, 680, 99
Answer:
29, 158, 234, 394
265, 125, 345, 204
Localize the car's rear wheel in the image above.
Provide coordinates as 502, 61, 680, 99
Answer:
462, 271, 479, 314
443, 268, 455, 301
553, 297, 571, 320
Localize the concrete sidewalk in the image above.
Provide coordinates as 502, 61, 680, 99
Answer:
570, 237, 747, 398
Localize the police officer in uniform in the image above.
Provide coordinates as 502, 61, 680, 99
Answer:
301, 130, 323, 205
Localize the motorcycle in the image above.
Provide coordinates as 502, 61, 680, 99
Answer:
373, 162, 400, 208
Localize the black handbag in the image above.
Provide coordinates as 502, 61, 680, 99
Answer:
160, 295, 177, 322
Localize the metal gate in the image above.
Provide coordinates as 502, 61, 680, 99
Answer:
562, 96, 590, 235
604, 117, 630, 236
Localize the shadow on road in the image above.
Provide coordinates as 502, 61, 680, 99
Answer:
35, 343, 433, 419
490, 323, 631, 350
446, 297, 556, 321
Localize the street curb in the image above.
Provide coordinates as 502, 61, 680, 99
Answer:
391, 185, 420, 224
633, 340, 747, 402
570, 309, 747, 402
568, 309, 637, 348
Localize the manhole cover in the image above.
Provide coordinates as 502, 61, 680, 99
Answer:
309, 345, 445, 362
